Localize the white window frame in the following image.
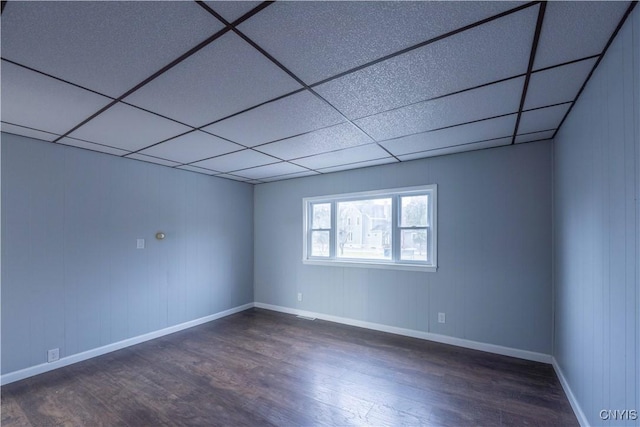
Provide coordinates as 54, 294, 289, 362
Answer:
302, 185, 437, 272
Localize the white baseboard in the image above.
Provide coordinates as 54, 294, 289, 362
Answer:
552, 357, 590, 427
254, 302, 552, 364
1, 301, 554, 386
0, 303, 254, 386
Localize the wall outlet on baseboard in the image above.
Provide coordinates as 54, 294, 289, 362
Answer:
47, 348, 60, 363
438, 312, 446, 324
297, 292, 303, 302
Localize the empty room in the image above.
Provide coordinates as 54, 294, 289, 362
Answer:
1, 1, 638, 426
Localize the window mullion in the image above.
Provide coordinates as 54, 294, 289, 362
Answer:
307, 205, 313, 258
392, 196, 400, 262
330, 202, 337, 259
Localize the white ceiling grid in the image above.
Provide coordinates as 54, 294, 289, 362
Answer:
0, 1, 635, 184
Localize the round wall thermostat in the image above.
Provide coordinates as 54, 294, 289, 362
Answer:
155, 232, 166, 240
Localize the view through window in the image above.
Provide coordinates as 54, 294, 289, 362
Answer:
304, 185, 437, 271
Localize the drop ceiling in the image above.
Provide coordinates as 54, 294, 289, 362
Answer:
0, 1, 635, 184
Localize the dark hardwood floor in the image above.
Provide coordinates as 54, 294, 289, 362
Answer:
1, 308, 577, 426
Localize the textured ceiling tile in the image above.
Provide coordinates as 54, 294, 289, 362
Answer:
1, 61, 112, 136
203, 91, 345, 147
239, 1, 527, 84
380, 115, 517, 156
139, 131, 243, 164
126, 153, 181, 167
57, 137, 130, 156
204, 1, 263, 23
292, 144, 391, 170
534, 1, 630, 69
259, 171, 320, 183
356, 77, 524, 141
518, 104, 571, 135
232, 162, 309, 180
397, 138, 512, 161
214, 173, 251, 182
124, 32, 302, 127
68, 103, 191, 152
0, 1, 223, 97
177, 165, 219, 175
1, 123, 60, 142
316, 158, 399, 174
314, 5, 538, 119
190, 149, 279, 172
254, 123, 373, 160
515, 130, 555, 144
525, 58, 597, 110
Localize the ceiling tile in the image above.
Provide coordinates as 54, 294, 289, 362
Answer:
1, 61, 112, 136
260, 171, 320, 183
239, 1, 527, 84
126, 154, 181, 167
232, 162, 309, 180
515, 130, 555, 144
314, 5, 538, 119
397, 138, 512, 161
292, 144, 391, 170
57, 137, 130, 156
191, 149, 278, 173
139, 131, 243, 164
518, 104, 571, 135
356, 77, 524, 141
254, 123, 373, 160
1, 122, 60, 142
203, 91, 345, 147
214, 174, 251, 182
0, 2, 223, 97
380, 115, 517, 156
176, 165, 219, 175
534, 1, 630, 69
124, 32, 302, 127
204, 1, 263, 23
316, 158, 399, 174
69, 103, 191, 152
525, 58, 597, 110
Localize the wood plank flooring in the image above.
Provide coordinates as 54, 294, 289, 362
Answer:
1, 308, 577, 426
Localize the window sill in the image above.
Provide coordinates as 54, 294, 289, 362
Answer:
302, 258, 437, 272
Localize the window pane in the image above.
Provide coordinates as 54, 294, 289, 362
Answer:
400, 195, 428, 227
400, 229, 428, 261
311, 231, 330, 257
312, 203, 331, 229
337, 198, 391, 260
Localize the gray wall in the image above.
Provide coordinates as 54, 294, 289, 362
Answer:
254, 141, 552, 354
1, 133, 254, 374
553, 6, 639, 426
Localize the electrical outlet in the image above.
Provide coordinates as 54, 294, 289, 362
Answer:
47, 348, 60, 363
297, 292, 303, 302
136, 238, 145, 249
438, 312, 446, 324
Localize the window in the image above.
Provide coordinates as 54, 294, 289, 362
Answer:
303, 185, 437, 272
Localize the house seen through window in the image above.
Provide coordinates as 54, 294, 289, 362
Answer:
303, 185, 437, 271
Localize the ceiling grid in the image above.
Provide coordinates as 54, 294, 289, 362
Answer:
1, 0, 636, 183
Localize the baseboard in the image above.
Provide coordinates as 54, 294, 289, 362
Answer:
552, 357, 590, 427
254, 302, 552, 364
0, 303, 254, 386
